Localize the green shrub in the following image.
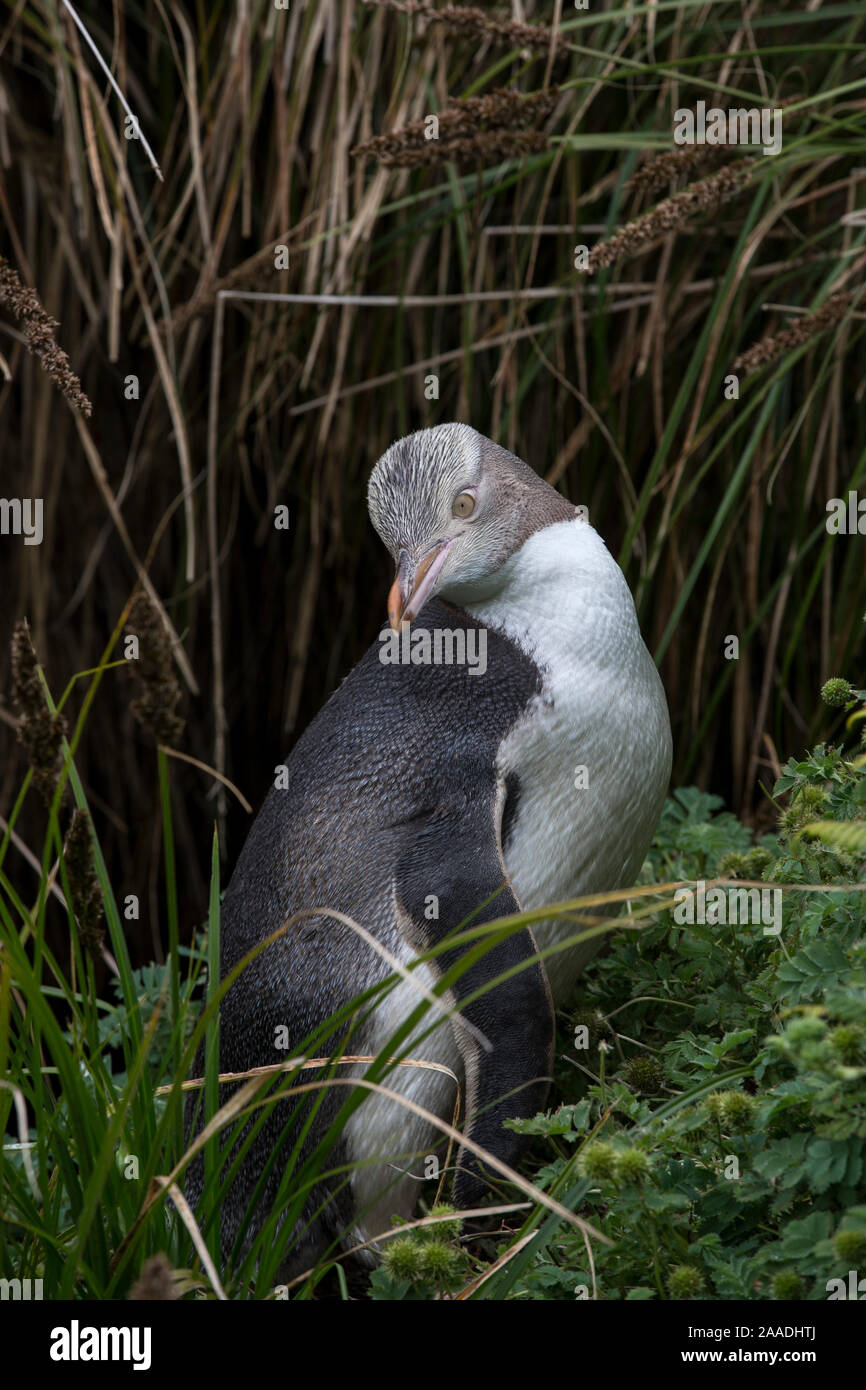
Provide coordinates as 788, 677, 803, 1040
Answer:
499, 684, 866, 1301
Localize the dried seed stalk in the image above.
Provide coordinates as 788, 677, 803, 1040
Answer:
353, 87, 558, 167
734, 287, 857, 374
11, 619, 68, 807
586, 160, 753, 274
363, 0, 569, 54
0, 254, 92, 415
127, 593, 185, 746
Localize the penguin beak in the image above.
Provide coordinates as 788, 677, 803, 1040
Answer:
387, 540, 453, 630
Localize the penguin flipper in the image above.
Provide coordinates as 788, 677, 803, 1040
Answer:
396, 795, 555, 1209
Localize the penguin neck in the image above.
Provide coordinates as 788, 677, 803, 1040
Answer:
442, 517, 641, 670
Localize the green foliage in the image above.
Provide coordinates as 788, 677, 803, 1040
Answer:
621, 1056, 665, 1096
0, 714, 216, 1299
370, 1207, 468, 1300
495, 687, 866, 1302
667, 1265, 706, 1300
2, 664, 864, 1301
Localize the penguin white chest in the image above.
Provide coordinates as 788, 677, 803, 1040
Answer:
463, 519, 672, 1004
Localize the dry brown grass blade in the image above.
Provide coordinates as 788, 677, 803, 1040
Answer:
177, 1069, 610, 1253
157, 746, 253, 812
72, 414, 199, 694
206, 293, 228, 811
60, 0, 163, 181
163, 1053, 461, 1096
148, 1179, 228, 1299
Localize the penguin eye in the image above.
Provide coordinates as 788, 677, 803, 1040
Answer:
452, 491, 476, 519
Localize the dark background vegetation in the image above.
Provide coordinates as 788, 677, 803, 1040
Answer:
1, 0, 865, 971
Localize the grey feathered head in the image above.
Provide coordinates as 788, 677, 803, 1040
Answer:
367, 423, 575, 628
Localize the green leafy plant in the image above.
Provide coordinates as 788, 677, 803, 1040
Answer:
488, 684, 866, 1301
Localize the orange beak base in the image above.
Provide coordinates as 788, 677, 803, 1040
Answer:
387, 540, 452, 631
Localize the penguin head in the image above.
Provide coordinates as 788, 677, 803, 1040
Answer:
368, 423, 575, 630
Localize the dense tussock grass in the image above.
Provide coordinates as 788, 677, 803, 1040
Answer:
1, 0, 865, 931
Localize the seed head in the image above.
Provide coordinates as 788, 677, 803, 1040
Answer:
667, 1264, 705, 1299
821, 677, 854, 708
11, 619, 68, 806
770, 1270, 804, 1300
621, 1056, 664, 1096
833, 1229, 866, 1264
577, 1141, 617, 1182
613, 1148, 652, 1184
63, 809, 104, 959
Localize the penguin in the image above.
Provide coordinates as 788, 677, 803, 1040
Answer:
185, 423, 672, 1279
